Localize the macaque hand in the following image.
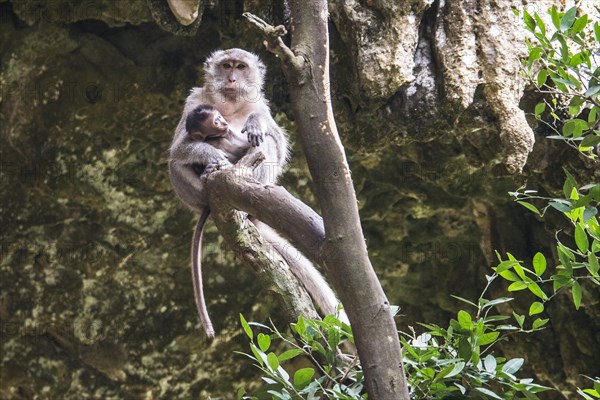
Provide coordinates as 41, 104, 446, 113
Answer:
242, 119, 264, 147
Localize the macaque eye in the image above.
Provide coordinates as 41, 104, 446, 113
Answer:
236, 64, 246, 70
223, 63, 232, 69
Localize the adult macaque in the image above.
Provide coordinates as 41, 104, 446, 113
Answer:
169, 49, 344, 337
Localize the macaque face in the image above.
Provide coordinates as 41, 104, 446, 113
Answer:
210, 110, 229, 133
219, 59, 249, 92
189, 109, 229, 141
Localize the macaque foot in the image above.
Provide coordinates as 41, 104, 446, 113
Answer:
204, 160, 232, 175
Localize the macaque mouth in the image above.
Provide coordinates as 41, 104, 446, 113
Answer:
205, 131, 228, 139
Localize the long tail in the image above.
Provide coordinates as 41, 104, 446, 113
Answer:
251, 219, 349, 324
191, 208, 215, 337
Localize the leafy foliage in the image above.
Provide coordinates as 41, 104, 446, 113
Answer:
522, 5, 600, 156
237, 312, 364, 399
515, 6, 600, 311
238, 285, 551, 400
578, 377, 600, 400
508, 180, 600, 310
401, 276, 551, 400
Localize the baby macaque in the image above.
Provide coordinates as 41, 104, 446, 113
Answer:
185, 104, 252, 171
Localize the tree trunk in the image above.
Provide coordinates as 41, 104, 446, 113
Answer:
246, 1, 410, 397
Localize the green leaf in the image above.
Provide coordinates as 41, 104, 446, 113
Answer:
549, 201, 571, 213
496, 260, 519, 273
477, 331, 500, 346
513, 262, 527, 280
457, 310, 473, 329
552, 273, 573, 291
483, 354, 497, 373
445, 362, 465, 378
534, 13, 546, 36
503, 358, 525, 374
513, 312, 525, 328
250, 343, 265, 366
266, 390, 290, 400
529, 301, 544, 316
311, 341, 328, 360
572, 280, 582, 309
572, 14, 588, 34
474, 387, 503, 400
523, 10, 536, 32
595, 22, 600, 42
498, 269, 520, 282
451, 295, 478, 307
558, 242, 576, 261
240, 314, 253, 340
571, 51, 591, 68
589, 107, 598, 124
527, 282, 548, 300
529, 47, 543, 63
267, 352, 279, 371
575, 223, 589, 253
517, 200, 541, 215
257, 333, 271, 352
294, 317, 306, 336
484, 315, 511, 322
535, 102, 546, 116
293, 368, 315, 388
563, 119, 589, 138
584, 208, 599, 224
481, 297, 513, 309
550, 6, 560, 29
458, 338, 472, 361
434, 363, 457, 381
558, 36, 570, 62
533, 252, 547, 276
278, 349, 304, 362
421, 367, 435, 380
508, 281, 528, 291
532, 318, 550, 329
587, 253, 600, 276
537, 69, 547, 87
581, 135, 600, 148
327, 326, 341, 349
236, 387, 246, 400
586, 85, 600, 97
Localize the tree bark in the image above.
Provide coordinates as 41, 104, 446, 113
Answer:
206, 155, 321, 326
245, 1, 410, 398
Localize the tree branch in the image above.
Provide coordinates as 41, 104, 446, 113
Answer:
242, 12, 304, 77
206, 161, 320, 324
209, 153, 325, 268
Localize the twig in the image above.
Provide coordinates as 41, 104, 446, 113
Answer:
242, 12, 303, 74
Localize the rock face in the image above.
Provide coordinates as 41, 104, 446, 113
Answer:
331, 0, 540, 173
1, 0, 598, 398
